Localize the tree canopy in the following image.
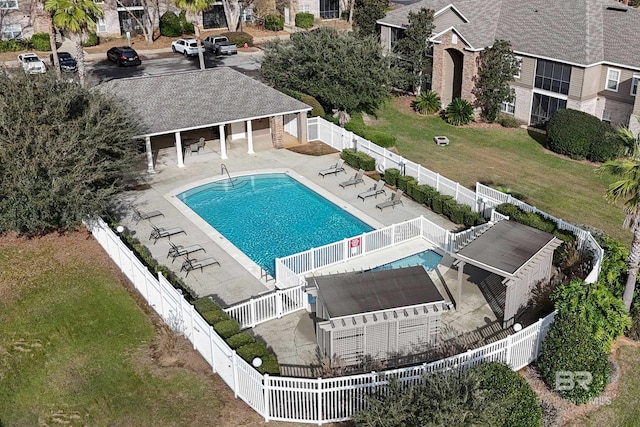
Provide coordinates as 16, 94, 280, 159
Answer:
352, 0, 389, 37
393, 7, 435, 94
0, 72, 143, 235
261, 27, 392, 113
472, 39, 519, 122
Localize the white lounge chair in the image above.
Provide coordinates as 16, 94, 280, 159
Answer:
181, 256, 220, 276
167, 241, 205, 262
339, 169, 364, 188
357, 180, 386, 201
318, 159, 346, 177
150, 224, 186, 244
132, 207, 164, 223
376, 189, 404, 210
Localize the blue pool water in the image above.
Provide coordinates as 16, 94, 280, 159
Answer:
372, 250, 443, 272
178, 173, 373, 276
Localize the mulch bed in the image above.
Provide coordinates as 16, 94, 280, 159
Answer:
286, 140, 339, 156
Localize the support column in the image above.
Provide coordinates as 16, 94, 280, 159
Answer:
457, 261, 465, 310
297, 112, 308, 143
174, 132, 184, 168
246, 120, 254, 154
219, 124, 228, 159
144, 136, 155, 173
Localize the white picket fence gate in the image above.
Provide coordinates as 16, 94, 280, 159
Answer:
81, 118, 606, 424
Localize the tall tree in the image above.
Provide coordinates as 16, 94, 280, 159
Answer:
0, 72, 143, 234
472, 39, 520, 122
45, 0, 103, 87
172, 0, 214, 70
599, 159, 640, 310
261, 27, 392, 113
352, 0, 388, 37
222, 0, 242, 32
393, 7, 435, 94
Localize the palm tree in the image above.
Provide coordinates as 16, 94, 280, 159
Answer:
172, 0, 214, 70
599, 159, 640, 310
45, 0, 103, 87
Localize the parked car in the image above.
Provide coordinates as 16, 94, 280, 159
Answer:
202, 36, 238, 55
106, 46, 141, 66
17, 53, 47, 74
50, 52, 78, 72
171, 38, 203, 57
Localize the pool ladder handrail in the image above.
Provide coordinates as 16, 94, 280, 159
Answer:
220, 164, 234, 188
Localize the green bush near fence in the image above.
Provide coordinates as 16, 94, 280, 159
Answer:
214, 319, 242, 339
397, 175, 415, 193
237, 342, 280, 375
341, 148, 375, 171
383, 168, 400, 187
227, 331, 256, 349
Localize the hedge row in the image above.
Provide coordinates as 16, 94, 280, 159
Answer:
341, 148, 375, 171
295, 12, 314, 28
345, 113, 397, 148
193, 297, 280, 375
384, 168, 486, 227
222, 31, 254, 47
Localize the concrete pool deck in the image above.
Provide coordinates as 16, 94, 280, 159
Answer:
120, 142, 502, 371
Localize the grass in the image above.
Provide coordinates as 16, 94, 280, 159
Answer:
0, 233, 297, 427
367, 98, 632, 244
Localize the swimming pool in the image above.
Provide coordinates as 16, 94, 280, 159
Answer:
372, 250, 443, 272
177, 173, 374, 276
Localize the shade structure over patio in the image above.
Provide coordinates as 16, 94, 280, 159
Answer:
97, 68, 311, 172
452, 220, 562, 327
311, 266, 451, 365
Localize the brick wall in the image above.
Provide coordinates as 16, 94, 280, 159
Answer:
431, 30, 478, 108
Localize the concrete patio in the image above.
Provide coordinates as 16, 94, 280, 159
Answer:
119, 141, 511, 373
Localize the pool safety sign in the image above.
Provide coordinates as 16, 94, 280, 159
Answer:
350, 237, 361, 255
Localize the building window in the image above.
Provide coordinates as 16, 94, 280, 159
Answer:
530, 92, 567, 127
534, 59, 571, 95
300, 4, 310, 12
602, 111, 611, 124
606, 68, 620, 92
514, 56, 522, 79
501, 99, 516, 114
0, 0, 18, 9
319, 0, 339, 19
96, 18, 106, 33
631, 75, 639, 96
390, 27, 405, 49
1, 23, 21, 39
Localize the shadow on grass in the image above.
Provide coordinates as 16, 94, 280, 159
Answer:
527, 128, 547, 148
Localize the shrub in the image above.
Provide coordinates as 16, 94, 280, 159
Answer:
258, 354, 280, 375
413, 90, 441, 114
300, 94, 325, 117
598, 236, 629, 298
345, 112, 366, 136
552, 279, 630, 351
82, 32, 99, 47
363, 129, 396, 148
295, 12, 315, 28
178, 11, 194, 34
546, 108, 614, 160
589, 131, 624, 162
496, 114, 520, 128
412, 184, 432, 204
323, 113, 340, 125
31, 32, 51, 51
464, 209, 486, 227
264, 13, 284, 31
160, 11, 182, 37
431, 193, 445, 214
223, 31, 254, 47
447, 204, 468, 225
213, 319, 241, 339
236, 341, 270, 361
201, 307, 231, 325
397, 175, 415, 192
405, 178, 419, 199
444, 98, 474, 126
439, 195, 457, 219
475, 362, 542, 427
356, 151, 376, 171
341, 148, 358, 167
227, 332, 256, 349
495, 203, 555, 233
383, 168, 400, 187
0, 39, 27, 52
538, 312, 610, 404
193, 297, 219, 313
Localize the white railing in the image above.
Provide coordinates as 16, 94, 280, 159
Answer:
224, 286, 307, 329
87, 216, 558, 424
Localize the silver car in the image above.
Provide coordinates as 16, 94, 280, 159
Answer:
17, 53, 46, 74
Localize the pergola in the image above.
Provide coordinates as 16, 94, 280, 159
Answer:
311, 266, 451, 365
98, 68, 312, 173
451, 220, 562, 327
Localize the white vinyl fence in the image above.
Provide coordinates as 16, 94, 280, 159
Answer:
86, 216, 559, 424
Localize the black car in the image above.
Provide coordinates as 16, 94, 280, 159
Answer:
106, 46, 141, 67
50, 52, 78, 72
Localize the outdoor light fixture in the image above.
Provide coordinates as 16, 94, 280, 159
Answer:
398, 159, 406, 176
252, 357, 263, 368
116, 225, 125, 234
513, 323, 522, 332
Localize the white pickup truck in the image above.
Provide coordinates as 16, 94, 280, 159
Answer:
202, 36, 238, 56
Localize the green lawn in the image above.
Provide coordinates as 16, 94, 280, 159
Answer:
368, 99, 631, 244
0, 234, 240, 426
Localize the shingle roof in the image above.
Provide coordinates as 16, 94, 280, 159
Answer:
379, 0, 640, 68
312, 266, 444, 319
97, 68, 311, 136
